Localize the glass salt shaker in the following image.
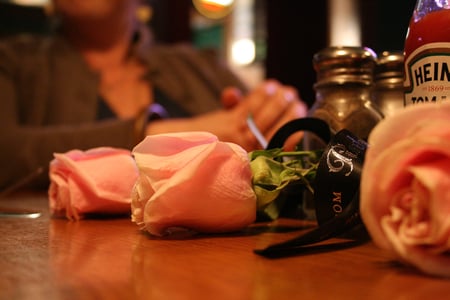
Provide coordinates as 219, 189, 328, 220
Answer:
372, 51, 405, 117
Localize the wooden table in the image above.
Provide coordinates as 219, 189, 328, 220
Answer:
1, 192, 450, 300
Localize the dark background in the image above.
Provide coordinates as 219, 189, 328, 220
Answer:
0, 0, 417, 106
148, 0, 417, 106
264, 0, 416, 106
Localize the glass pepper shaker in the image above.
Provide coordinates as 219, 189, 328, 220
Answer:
307, 46, 384, 144
372, 51, 405, 117
301, 46, 384, 220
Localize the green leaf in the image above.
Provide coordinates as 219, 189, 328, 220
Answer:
249, 148, 322, 220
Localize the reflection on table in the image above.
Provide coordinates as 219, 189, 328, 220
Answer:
1, 192, 449, 300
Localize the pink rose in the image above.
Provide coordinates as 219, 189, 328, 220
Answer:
131, 131, 257, 236
360, 102, 450, 277
49, 147, 139, 220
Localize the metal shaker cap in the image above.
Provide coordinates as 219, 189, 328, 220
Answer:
374, 51, 404, 87
313, 46, 377, 87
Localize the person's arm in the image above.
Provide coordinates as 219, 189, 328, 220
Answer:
143, 45, 305, 149
0, 117, 138, 190
145, 104, 259, 151
146, 80, 308, 152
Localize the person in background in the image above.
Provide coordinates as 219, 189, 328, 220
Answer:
0, 0, 307, 190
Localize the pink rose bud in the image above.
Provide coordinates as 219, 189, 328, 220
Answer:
131, 131, 257, 236
360, 102, 450, 277
49, 147, 139, 220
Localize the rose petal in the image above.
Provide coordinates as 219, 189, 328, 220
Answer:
360, 102, 450, 277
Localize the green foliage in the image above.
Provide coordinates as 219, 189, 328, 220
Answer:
249, 148, 322, 220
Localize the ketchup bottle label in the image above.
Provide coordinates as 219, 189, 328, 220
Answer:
404, 42, 450, 106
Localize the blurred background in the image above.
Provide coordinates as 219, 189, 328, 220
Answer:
0, 0, 416, 107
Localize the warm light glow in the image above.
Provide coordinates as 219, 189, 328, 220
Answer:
328, 0, 361, 46
226, 0, 263, 88
192, 0, 235, 19
10, 0, 48, 6
203, 0, 234, 6
231, 38, 255, 65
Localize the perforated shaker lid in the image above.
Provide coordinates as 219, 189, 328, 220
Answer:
313, 46, 377, 86
374, 51, 404, 86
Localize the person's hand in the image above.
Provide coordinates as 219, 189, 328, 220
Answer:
221, 79, 308, 150
146, 79, 308, 152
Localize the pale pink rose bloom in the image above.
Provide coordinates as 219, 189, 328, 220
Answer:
49, 147, 139, 220
361, 102, 450, 277
131, 131, 257, 236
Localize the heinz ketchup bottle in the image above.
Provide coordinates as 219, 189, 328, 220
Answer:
404, 0, 450, 106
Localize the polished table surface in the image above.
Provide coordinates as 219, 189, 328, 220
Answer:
1, 192, 450, 300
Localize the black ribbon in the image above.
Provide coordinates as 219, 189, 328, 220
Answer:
266, 117, 331, 149
254, 119, 369, 257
